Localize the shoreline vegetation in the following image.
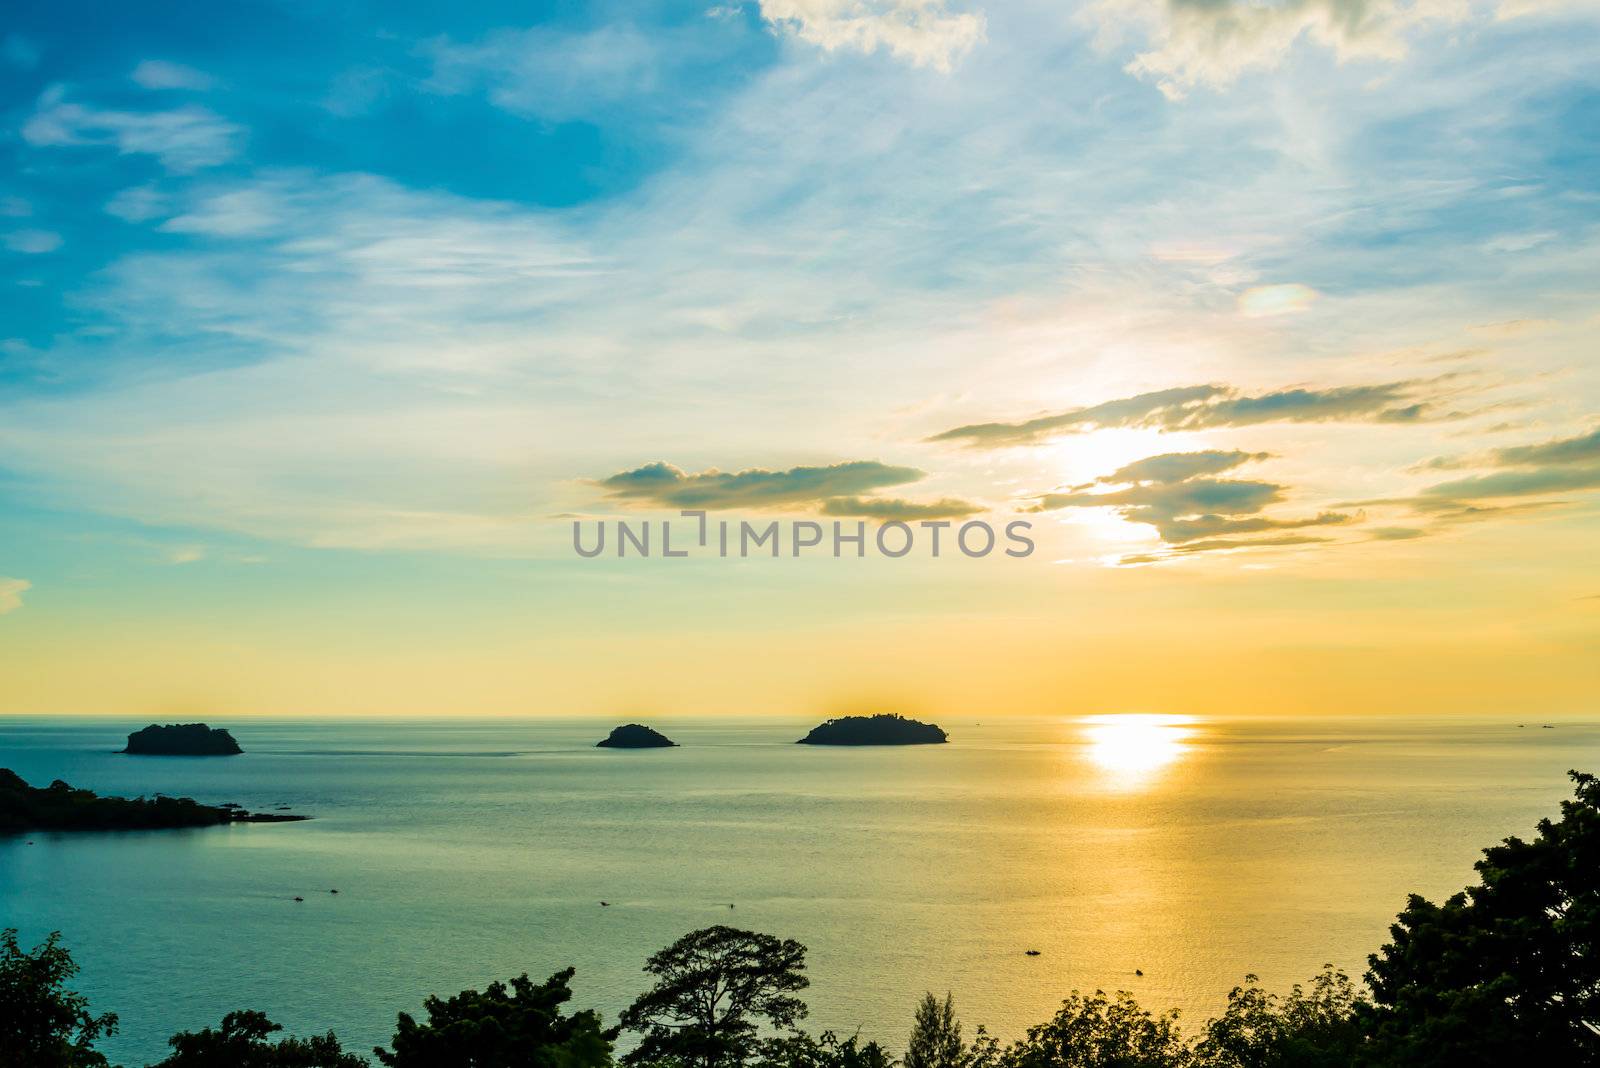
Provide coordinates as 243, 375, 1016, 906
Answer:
121, 724, 242, 757
8, 771, 1593, 1068
797, 714, 948, 746
0, 770, 307, 833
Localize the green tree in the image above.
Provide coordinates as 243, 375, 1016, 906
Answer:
1191, 967, 1364, 1068
620, 926, 810, 1068
1003, 990, 1190, 1068
1363, 769, 1600, 1067
0, 928, 117, 1068
151, 1009, 367, 1067
905, 994, 962, 1068
375, 968, 613, 1068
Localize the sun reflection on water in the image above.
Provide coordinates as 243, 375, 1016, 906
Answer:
1079, 714, 1197, 789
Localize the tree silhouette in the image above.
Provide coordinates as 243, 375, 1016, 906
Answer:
905, 993, 964, 1068
753, 1030, 893, 1068
1192, 966, 1364, 1068
375, 968, 613, 1068
619, 926, 809, 1068
1363, 769, 1600, 1067
1004, 990, 1190, 1068
0, 928, 117, 1068
151, 1009, 367, 1067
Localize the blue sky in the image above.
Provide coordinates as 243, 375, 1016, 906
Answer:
2, 0, 1598, 715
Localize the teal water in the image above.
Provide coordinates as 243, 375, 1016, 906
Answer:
2, 715, 1596, 1066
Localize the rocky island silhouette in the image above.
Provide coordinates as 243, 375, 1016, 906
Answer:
796, 714, 948, 746
0, 769, 306, 833
121, 723, 243, 756
596, 723, 678, 748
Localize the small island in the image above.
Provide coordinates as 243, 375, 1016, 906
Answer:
0, 769, 307, 833
596, 723, 678, 748
796, 713, 948, 746
122, 722, 243, 756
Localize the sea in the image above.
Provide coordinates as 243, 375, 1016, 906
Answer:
2, 714, 1595, 1066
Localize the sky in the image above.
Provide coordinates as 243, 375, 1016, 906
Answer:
1, 0, 1597, 718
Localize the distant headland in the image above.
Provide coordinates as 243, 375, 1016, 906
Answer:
596, 724, 677, 748
796, 714, 948, 746
0, 769, 307, 833
122, 722, 243, 756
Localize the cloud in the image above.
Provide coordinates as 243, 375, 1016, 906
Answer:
1423, 465, 1600, 499
105, 185, 170, 223
0, 577, 29, 615
599, 460, 927, 510
4, 230, 62, 254
929, 385, 1224, 447
1095, 0, 1467, 100
22, 87, 243, 173
132, 60, 215, 91
1099, 449, 1271, 485
1119, 533, 1331, 565
1422, 426, 1600, 500
931, 380, 1446, 448
820, 495, 982, 519
422, 24, 686, 123
1370, 525, 1426, 539
1025, 450, 1356, 545
758, 0, 986, 70
1489, 427, 1600, 467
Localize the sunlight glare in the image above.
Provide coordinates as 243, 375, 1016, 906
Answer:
1079, 714, 1197, 789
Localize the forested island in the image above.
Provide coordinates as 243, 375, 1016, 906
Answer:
122, 723, 243, 756
4, 770, 1595, 1068
797, 714, 948, 746
0, 769, 305, 833
596, 724, 677, 748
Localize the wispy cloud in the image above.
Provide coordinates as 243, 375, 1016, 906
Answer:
1025, 449, 1356, 552
0, 577, 30, 615
132, 60, 215, 91
758, 0, 986, 70
598, 459, 926, 510
931, 380, 1450, 448
422, 25, 662, 121
1421, 426, 1600, 501
1118, 533, 1331, 565
23, 86, 242, 172
1097, 449, 1272, 485
3, 230, 62, 254
1093, 0, 1467, 100
820, 495, 982, 519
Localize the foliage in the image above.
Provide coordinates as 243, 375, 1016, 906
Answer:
905, 994, 963, 1068
150, 1009, 367, 1067
754, 1030, 894, 1068
619, 926, 810, 1068
1362, 769, 1600, 1067
1191, 966, 1365, 1068
0, 928, 117, 1068
795, 715, 947, 746
375, 968, 613, 1068
1003, 990, 1190, 1068
1, 768, 238, 832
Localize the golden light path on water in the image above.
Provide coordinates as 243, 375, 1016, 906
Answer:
1079, 713, 1198, 789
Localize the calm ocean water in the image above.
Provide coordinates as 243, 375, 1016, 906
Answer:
2, 714, 1596, 1065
